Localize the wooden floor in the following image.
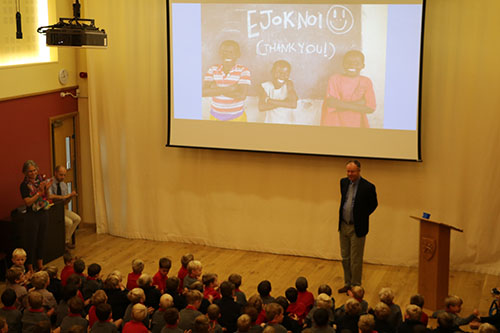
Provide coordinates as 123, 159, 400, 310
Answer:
44, 225, 498, 325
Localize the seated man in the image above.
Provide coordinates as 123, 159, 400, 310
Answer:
48, 165, 81, 249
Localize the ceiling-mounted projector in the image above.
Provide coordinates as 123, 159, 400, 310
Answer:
37, 0, 107, 48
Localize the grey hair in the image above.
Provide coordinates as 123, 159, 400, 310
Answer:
22, 160, 38, 174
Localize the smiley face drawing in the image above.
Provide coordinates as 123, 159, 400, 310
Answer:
326, 5, 354, 35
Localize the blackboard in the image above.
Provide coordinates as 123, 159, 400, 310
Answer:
201, 4, 361, 99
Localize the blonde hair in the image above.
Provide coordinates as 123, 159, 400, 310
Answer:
444, 295, 462, 308
104, 275, 120, 289
262, 326, 276, 333
12, 248, 27, 258
373, 302, 391, 320
109, 270, 123, 282
187, 260, 202, 273
351, 286, 365, 299
131, 303, 148, 321
91, 290, 108, 305
132, 259, 144, 274
31, 271, 49, 289
43, 265, 58, 278
317, 293, 333, 309
237, 314, 251, 332
137, 274, 153, 287
479, 323, 498, 333
345, 298, 361, 316
160, 294, 174, 309
405, 304, 422, 321
358, 314, 375, 333
127, 288, 146, 304
186, 290, 203, 305
379, 288, 395, 304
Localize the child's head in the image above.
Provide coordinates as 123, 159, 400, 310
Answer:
1, 288, 17, 307
265, 303, 283, 323
186, 290, 203, 307
317, 293, 333, 309
479, 323, 498, 333
220, 281, 235, 298
104, 275, 120, 290
271, 60, 291, 87
318, 284, 332, 296
345, 298, 361, 316
295, 277, 308, 292
373, 302, 391, 320
228, 274, 242, 289
0, 317, 7, 333
73, 259, 85, 274
43, 265, 58, 279
378, 288, 395, 305
181, 254, 194, 268
262, 326, 276, 333
444, 295, 462, 313
243, 306, 259, 324
358, 314, 375, 333
410, 294, 425, 309
66, 274, 82, 289
189, 281, 204, 293
237, 314, 251, 332
405, 304, 422, 321
12, 248, 27, 267
164, 307, 180, 326
207, 304, 220, 321
257, 280, 271, 297
187, 260, 202, 278
108, 270, 123, 282
193, 314, 210, 333
91, 289, 108, 306
159, 293, 174, 310
127, 288, 146, 304
219, 40, 241, 65
5, 267, 24, 285
88, 263, 101, 278
247, 295, 263, 312
313, 308, 330, 327
166, 277, 180, 292
275, 297, 289, 314
137, 274, 153, 288
131, 259, 144, 274
62, 284, 78, 302
28, 291, 43, 310
63, 252, 74, 265
95, 303, 112, 322
31, 271, 50, 289
131, 303, 148, 322
202, 273, 218, 288
159, 257, 172, 276
285, 287, 298, 303
68, 296, 84, 315
343, 50, 365, 77
350, 286, 365, 300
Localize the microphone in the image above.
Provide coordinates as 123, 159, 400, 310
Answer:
16, 11, 22, 39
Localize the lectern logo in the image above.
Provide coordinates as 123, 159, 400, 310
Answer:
422, 237, 436, 261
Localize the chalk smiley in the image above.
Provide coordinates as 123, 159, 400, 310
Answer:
326, 5, 354, 35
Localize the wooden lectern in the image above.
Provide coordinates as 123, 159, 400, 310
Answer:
410, 215, 463, 310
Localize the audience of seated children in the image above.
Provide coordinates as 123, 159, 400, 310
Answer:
317, 285, 336, 313
358, 314, 377, 333
177, 254, 194, 292
229, 273, 248, 307
296, 277, 314, 312
258, 281, 275, 305
153, 258, 172, 294
189, 281, 210, 314
311, 308, 334, 333
275, 296, 301, 333
372, 302, 395, 333
192, 314, 210, 333
126, 259, 144, 291
178, 290, 203, 331
5, 267, 27, 310
285, 287, 307, 324
102, 274, 129, 322
44, 266, 62, 303
138, 273, 162, 311
349, 286, 368, 314
247, 295, 266, 325
122, 288, 148, 327
0, 288, 22, 333
0, 317, 8, 333
165, 277, 186, 311
151, 294, 174, 333
411, 294, 429, 326
379, 288, 403, 330
60, 253, 75, 287
335, 298, 362, 333
30, 271, 57, 315
162, 307, 183, 333
184, 260, 203, 291
72, 260, 86, 291
87, 290, 108, 329
258, 59, 298, 124
22, 291, 50, 333
398, 305, 428, 333
58, 296, 88, 333
432, 295, 479, 331
83, 264, 103, 300
264, 302, 287, 333
56, 284, 79, 327
243, 305, 263, 333
306, 294, 335, 328
202, 274, 221, 302
90, 303, 118, 333
215, 281, 242, 333
207, 304, 223, 333
122, 304, 148, 333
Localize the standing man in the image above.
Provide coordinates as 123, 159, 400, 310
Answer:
48, 165, 81, 249
338, 160, 377, 293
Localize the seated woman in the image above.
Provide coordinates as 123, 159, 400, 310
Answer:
19, 160, 52, 272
